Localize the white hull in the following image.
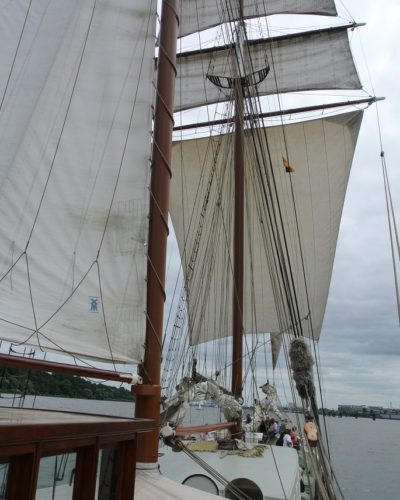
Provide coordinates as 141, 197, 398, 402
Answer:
156, 442, 301, 499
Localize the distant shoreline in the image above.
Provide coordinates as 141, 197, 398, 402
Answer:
0, 367, 133, 402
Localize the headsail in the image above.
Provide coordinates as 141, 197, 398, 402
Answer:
170, 111, 363, 345
0, 0, 156, 364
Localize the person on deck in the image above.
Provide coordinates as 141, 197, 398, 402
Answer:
268, 418, 279, 440
275, 431, 284, 446
276, 428, 292, 447
257, 418, 268, 443
282, 429, 293, 447
290, 426, 300, 449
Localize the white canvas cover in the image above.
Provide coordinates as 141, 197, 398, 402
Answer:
0, 0, 156, 363
170, 111, 363, 344
135, 470, 221, 499
175, 28, 360, 111
158, 444, 301, 499
179, 0, 337, 38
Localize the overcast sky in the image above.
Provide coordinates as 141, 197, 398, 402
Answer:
315, 0, 400, 408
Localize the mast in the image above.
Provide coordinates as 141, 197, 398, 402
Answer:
134, 0, 179, 464
231, 17, 245, 403
206, 4, 269, 435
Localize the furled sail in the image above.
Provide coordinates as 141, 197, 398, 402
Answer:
270, 333, 282, 370
0, 0, 156, 363
175, 26, 361, 111
170, 111, 363, 345
179, 0, 337, 38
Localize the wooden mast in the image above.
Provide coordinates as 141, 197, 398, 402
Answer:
205, 3, 268, 435
231, 50, 244, 401
231, 4, 245, 438
134, 0, 179, 464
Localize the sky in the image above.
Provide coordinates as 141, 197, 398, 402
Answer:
315, 0, 400, 409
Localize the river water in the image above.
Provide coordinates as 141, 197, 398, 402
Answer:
319, 415, 399, 500
2, 395, 399, 499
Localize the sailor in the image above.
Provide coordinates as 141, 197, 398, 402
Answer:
290, 426, 300, 449
267, 418, 279, 440
282, 429, 293, 447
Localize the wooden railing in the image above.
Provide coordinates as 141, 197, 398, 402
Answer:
0, 407, 154, 500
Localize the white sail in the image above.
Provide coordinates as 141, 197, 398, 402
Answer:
270, 333, 282, 369
179, 0, 337, 38
0, 0, 156, 363
175, 27, 360, 111
170, 111, 363, 345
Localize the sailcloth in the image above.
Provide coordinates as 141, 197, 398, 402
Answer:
175, 26, 360, 111
178, 0, 337, 38
0, 0, 156, 363
170, 111, 363, 345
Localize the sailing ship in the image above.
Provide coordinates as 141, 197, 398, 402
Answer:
0, 0, 394, 499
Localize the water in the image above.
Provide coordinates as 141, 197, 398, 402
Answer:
320, 416, 400, 500
2, 396, 399, 499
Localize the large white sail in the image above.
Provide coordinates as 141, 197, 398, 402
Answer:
175, 26, 360, 111
0, 0, 156, 363
170, 111, 363, 344
179, 0, 337, 38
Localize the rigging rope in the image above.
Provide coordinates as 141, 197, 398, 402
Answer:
381, 151, 400, 326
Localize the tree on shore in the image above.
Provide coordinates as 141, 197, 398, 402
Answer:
0, 367, 134, 402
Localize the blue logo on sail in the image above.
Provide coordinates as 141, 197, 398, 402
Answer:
89, 297, 100, 313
